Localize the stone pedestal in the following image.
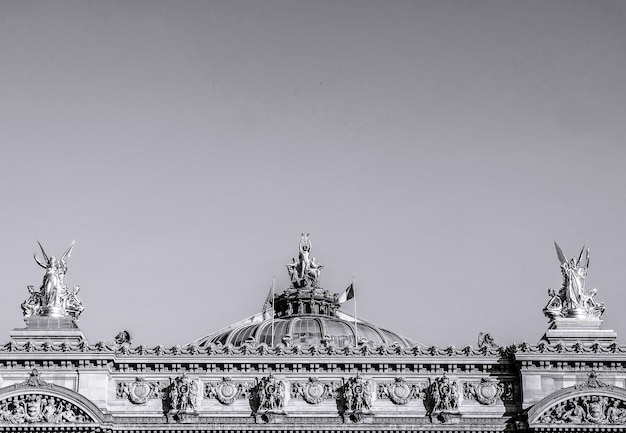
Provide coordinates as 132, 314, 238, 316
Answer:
543, 317, 617, 344
10, 316, 87, 344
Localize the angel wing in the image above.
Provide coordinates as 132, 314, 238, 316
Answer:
37, 241, 49, 263
60, 241, 75, 264
554, 242, 567, 265
577, 245, 588, 267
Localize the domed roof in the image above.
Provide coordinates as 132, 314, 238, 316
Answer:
194, 305, 418, 349
191, 234, 420, 349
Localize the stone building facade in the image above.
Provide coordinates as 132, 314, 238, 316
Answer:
0, 237, 625, 432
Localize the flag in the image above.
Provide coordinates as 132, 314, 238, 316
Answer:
338, 283, 355, 304
262, 286, 274, 317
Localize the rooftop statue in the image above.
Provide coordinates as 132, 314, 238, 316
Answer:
544, 242, 605, 320
21, 241, 84, 321
286, 233, 324, 289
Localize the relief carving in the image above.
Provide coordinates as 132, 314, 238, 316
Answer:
425, 374, 460, 423
463, 378, 505, 405
116, 378, 165, 404
205, 378, 252, 405
377, 377, 424, 405
342, 375, 373, 422
291, 377, 337, 404
254, 375, 286, 423
538, 396, 626, 424
0, 395, 91, 424
167, 374, 199, 422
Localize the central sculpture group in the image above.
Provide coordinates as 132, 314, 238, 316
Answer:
286, 233, 324, 288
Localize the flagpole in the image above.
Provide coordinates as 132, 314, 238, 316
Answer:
271, 276, 275, 346
353, 276, 358, 344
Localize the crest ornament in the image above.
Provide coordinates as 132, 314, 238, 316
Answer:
15, 369, 52, 390
291, 378, 337, 404
116, 378, 164, 404
463, 378, 504, 405
205, 378, 251, 405
575, 370, 613, 391
377, 377, 424, 405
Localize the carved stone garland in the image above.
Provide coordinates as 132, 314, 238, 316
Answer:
291, 378, 337, 404
205, 378, 252, 405
377, 377, 424, 405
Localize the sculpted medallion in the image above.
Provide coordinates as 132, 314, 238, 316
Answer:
205, 378, 252, 405
291, 378, 337, 404
116, 378, 165, 404
463, 378, 505, 405
377, 377, 424, 405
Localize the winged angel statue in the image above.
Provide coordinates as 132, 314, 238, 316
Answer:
21, 241, 84, 320
544, 242, 604, 320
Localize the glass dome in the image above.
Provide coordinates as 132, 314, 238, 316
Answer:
193, 289, 419, 349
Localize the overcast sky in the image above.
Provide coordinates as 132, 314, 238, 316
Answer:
1, 0, 625, 348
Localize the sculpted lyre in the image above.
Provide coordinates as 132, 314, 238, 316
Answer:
22, 241, 84, 320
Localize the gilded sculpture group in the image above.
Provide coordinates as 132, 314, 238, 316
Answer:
544, 242, 605, 320
21, 241, 84, 320
286, 233, 324, 288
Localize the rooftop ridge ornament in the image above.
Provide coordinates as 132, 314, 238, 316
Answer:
21, 241, 84, 321
286, 233, 324, 289
544, 242, 604, 321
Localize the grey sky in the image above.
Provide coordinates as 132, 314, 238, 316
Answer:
1, 1, 625, 347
